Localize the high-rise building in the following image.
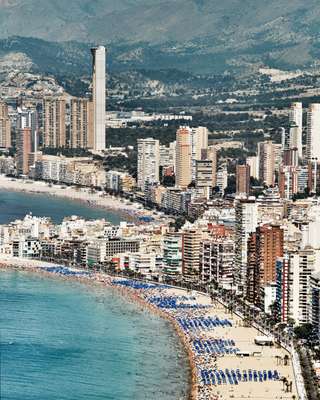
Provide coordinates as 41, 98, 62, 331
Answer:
17, 108, 38, 153
182, 228, 202, 279
216, 165, 228, 194
283, 148, 299, 167
70, 98, 94, 149
0, 101, 11, 148
159, 141, 176, 169
258, 141, 277, 186
288, 248, 320, 325
289, 122, 302, 159
195, 159, 214, 188
309, 272, 320, 341
236, 164, 250, 196
307, 104, 320, 161
278, 165, 306, 199
163, 232, 182, 276
234, 197, 258, 292
246, 225, 284, 305
137, 138, 160, 189
16, 128, 32, 175
91, 46, 106, 151
208, 146, 217, 186
191, 127, 208, 179
280, 127, 289, 151
200, 236, 234, 287
276, 255, 291, 323
43, 98, 66, 148
246, 156, 259, 180
175, 127, 192, 189
289, 102, 303, 158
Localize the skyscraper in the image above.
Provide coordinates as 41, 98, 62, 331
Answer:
289, 122, 302, 159
17, 108, 38, 152
70, 98, 94, 149
307, 104, 320, 161
246, 156, 259, 180
175, 127, 192, 189
258, 141, 277, 186
0, 101, 11, 148
137, 138, 160, 189
236, 164, 250, 196
289, 102, 303, 158
182, 227, 202, 279
208, 146, 217, 186
246, 225, 284, 305
43, 98, 66, 148
91, 46, 106, 151
16, 128, 32, 175
191, 126, 208, 179
234, 197, 258, 292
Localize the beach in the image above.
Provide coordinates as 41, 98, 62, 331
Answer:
0, 258, 300, 400
0, 175, 162, 223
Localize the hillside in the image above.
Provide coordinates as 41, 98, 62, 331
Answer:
0, 0, 319, 73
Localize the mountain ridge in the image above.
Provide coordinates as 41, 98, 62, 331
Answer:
0, 1, 319, 74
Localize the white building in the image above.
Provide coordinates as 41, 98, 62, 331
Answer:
309, 272, 320, 340
191, 127, 209, 180
162, 232, 182, 275
159, 142, 176, 169
307, 104, 320, 161
289, 249, 320, 324
137, 138, 160, 190
200, 237, 234, 287
246, 156, 259, 180
234, 197, 258, 292
289, 102, 303, 158
91, 46, 106, 151
216, 165, 228, 194
258, 141, 281, 186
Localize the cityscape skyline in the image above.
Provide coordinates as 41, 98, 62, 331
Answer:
1, 8, 320, 398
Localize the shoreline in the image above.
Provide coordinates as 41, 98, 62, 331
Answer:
0, 175, 164, 224
0, 261, 196, 400
0, 259, 300, 400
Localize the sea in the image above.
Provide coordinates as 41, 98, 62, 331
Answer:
0, 190, 124, 225
0, 190, 190, 399
0, 270, 190, 400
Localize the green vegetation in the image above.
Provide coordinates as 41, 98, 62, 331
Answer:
294, 324, 314, 341
42, 147, 92, 157
104, 151, 137, 177
108, 127, 177, 147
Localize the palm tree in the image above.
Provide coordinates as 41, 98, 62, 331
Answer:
283, 354, 289, 366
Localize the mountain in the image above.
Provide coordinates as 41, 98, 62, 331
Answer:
0, 1, 319, 74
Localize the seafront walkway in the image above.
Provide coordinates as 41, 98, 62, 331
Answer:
0, 258, 304, 400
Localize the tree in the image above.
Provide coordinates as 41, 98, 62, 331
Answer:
162, 175, 175, 187
172, 216, 186, 231
294, 323, 314, 341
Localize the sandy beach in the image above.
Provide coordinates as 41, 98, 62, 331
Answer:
0, 258, 301, 400
0, 175, 164, 223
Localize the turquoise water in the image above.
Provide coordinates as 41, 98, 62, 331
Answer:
0, 270, 190, 400
0, 190, 124, 225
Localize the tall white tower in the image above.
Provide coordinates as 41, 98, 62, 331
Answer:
91, 46, 106, 151
289, 102, 303, 158
137, 138, 160, 189
234, 197, 258, 293
307, 104, 320, 161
